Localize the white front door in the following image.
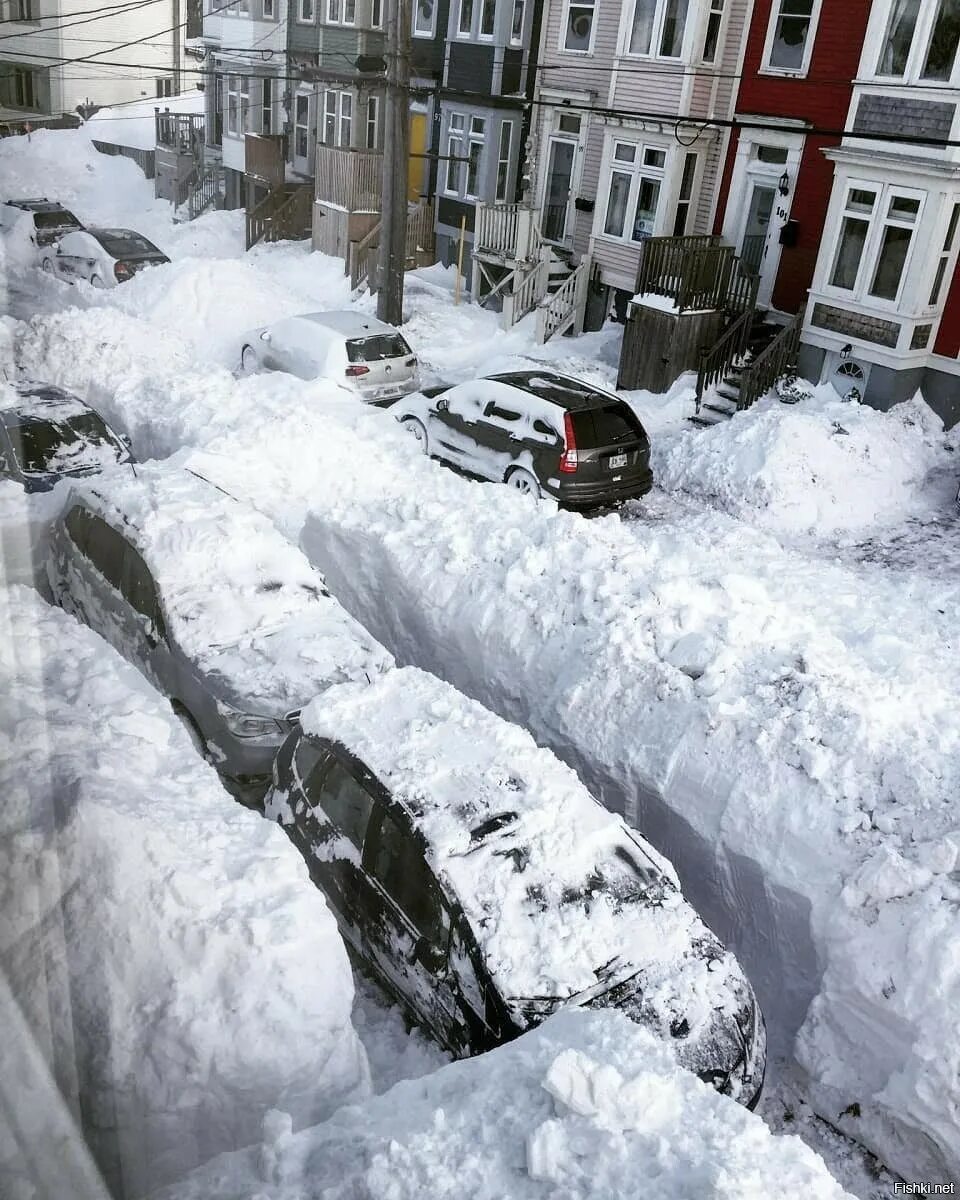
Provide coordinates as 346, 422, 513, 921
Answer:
739, 182, 779, 305
542, 137, 577, 243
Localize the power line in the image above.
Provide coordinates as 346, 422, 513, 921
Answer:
0, 0, 163, 43
0, 0, 163, 23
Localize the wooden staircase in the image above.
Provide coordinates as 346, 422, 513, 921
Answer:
348, 202, 435, 293
245, 182, 313, 251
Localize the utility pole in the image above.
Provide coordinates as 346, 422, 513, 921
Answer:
172, 0, 182, 95
376, 0, 411, 327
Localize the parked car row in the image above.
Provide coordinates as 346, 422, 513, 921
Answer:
37, 455, 764, 1106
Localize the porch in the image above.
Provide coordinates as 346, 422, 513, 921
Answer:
314, 145, 382, 212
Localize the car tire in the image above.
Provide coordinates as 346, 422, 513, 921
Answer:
505, 467, 542, 499
172, 702, 211, 761
41, 257, 54, 274
401, 416, 428, 455
241, 345, 259, 374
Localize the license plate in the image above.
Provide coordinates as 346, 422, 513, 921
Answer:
608, 453, 628, 470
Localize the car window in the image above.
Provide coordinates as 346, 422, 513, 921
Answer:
371, 812, 449, 944
482, 402, 522, 423
65, 504, 92, 553
532, 418, 559, 440
34, 210, 80, 230
295, 735, 333, 793
82, 515, 127, 591
580, 405, 644, 447
94, 232, 159, 258
316, 760, 375, 850
121, 543, 162, 627
346, 334, 411, 363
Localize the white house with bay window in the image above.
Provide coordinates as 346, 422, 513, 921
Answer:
802, 0, 960, 416
528, 0, 751, 317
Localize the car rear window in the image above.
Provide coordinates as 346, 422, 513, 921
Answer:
34, 210, 81, 230
94, 232, 160, 258
569, 406, 644, 448
346, 334, 411, 363
6, 412, 113, 473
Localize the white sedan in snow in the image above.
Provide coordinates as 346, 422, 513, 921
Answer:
39, 226, 169, 288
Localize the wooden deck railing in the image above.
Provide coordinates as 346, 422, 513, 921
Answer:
349, 202, 436, 292
535, 259, 591, 343
475, 203, 541, 262
635, 235, 737, 313
738, 307, 805, 411
246, 183, 311, 249
315, 145, 382, 211
245, 133, 285, 187
695, 307, 753, 413
187, 161, 222, 219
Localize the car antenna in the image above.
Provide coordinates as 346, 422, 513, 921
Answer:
184, 466, 240, 502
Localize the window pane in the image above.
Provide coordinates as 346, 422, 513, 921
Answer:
830, 216, 869, 289
944, 203, 960, 251
511, 0, 524, 39
613, 142, 636, 162
565, 2, 593, 50
869, 224, 912, 300
459, 0, 473, 32
643, 147, 666, 168
632, 176, 661, 240
659, 0, 689, 57
344, 0, 355, 19
929, 257, 948, 306
878, 0, 920, 74
756, 144, 788, 163
628, 0, 655, 54
922, 0, 960, 78
889, 195, 920, 221
847, 188, 876, 214
769, 0, 814, 69
320, 763, 374, 848
446, 139, 461, 191
467, 141, 482, 194
604, 171, 631, 236
414, 0, 433, 32
480, 0, 495, 34
702, 0, 723, 61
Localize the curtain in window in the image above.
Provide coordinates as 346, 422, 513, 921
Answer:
877, 0, 920, 75
604, 171, 631, 236
922, 0, 960, 79
830, 217, 869, 290
628, 0, 656, 54
659, 0, 689, 57
632, 177, 661, 240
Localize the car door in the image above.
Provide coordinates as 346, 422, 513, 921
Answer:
357, 807, 463, 1042
118, 540, 172, 686
426, 382, 491, 472
59, 511, 131, 651
55, 233, 89, 281
471, 396, 530, 480
259, 319, 317, 376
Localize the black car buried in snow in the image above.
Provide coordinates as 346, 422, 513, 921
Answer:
265, 667, 766, 1107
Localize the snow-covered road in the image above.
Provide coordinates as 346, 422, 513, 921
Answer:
3, 129, 958, 1195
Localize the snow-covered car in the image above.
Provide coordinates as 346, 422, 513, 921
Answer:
39, 226, 169, 287
46, 466, 394, 794
0, 197, 84, 256
265, 667, 767, 1108
0, 380, 133, 493
392, 370, 653, 508
240, 311, 421, 404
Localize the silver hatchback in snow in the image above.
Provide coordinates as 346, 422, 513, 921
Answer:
239, 311, 420, 405
45, 467, 393, 795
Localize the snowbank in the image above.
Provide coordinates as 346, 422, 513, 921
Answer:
85, 92, 204, 152
0, 585, 369, 1198
655, 389, 951, 535
154, 1008, 853, 1200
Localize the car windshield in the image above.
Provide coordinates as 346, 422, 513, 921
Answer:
7, 412, 117, 473
346, 334, 411, 362
34, 210, 81, 229
94, 232, 159, 258
570, 406, 643, 447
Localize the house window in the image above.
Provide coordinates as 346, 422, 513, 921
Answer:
329, 0, 340, 16
372, 0, 382, 24
602, 140, 664, 241
327, 0, 356, 22
366, 95, 379, 149
511, 0, 524, 41
458, 0, 473, 35
226, 75, 240, 134
878, 0, 920, 75
766, 0, 816, 71
672, 151, 697, 235
929, 203, 960, 305
701, 0, 724, 60
239, 76, 250, 131
628, 0, 689, 57
12, 0, 35, 18
413, 0, 434, 34
263, 0, 274, 16
156, 77, 173, 98
262, 77, 272, 134
295, 93, 310, 157
828, 183, 922, 303
495, 120, 512, 201
466, 116, 485, 197
480, 0, 495, 36
756, 144, 788, 163
12, 66, 36, 108
563, 0, 595, 51
446, 114, 465, 192
298, 0, 314, 21
922, 0, 960, 80
323, 90, 353, 146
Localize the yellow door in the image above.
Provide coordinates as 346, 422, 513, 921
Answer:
408, 112, 427, 201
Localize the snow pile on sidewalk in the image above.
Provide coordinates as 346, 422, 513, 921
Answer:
654, 390, 950, 534
0, 585, 369, 1198
154, 1009, 852, 1200
85, 92, 204, 152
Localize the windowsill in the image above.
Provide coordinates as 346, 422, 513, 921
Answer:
856, 75, 960, 90
413, 29, 436, 37
615, 51, 686, 64
757, 66, 810, 80
558, 48, 595, 56
594, 232, 651, 249
815, 286, 908, 313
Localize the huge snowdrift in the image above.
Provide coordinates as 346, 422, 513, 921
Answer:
0, 585, 369, 1199
154, 1008, 853, 1200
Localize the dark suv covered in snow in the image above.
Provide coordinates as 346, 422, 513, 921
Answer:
265, 668, 766, 1107
0, 198, 84, 248
393, 370, 653, 509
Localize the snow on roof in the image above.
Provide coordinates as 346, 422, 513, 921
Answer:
300, 668, 749, 1023
71, 464, 393, 714
297, 310, 399, 336
85, 91, 204, 151
155, 1007, 854, 1200
0, 585, 369, 1196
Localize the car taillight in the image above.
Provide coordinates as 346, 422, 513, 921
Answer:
560, 411, 578, 473
114, 261, 132, 281
345, 364, 370, 377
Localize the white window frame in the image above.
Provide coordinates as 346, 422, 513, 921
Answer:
478, 0, 496, 38
597, 137, 667, 244
495, 119, 513, 202
926, 200, 960, 310
372, 0, 382, 25
457, 0, 474, 36
226, 74, 241, 135
297, 0, 314, 23
559, 0, 598, 54
413, 0, 436, 36
323, 89, 353, 147
760, 0, 823, 77
366, 94, 380, 148
823, 178, 925, 308
510, 0, 525, 43
622, 0, 693, 60
326, 0, 356, 23
294, 92, 311, 160
262, 0, 275, 16
12, 66, 36, 106
699, 0, 725, 63
156, 77, 174, 99
261, 76, 272, 134
12, 0, 37, 21
465, 116, 486, 199
872, 0, 960, 84
445, 113, 465, 194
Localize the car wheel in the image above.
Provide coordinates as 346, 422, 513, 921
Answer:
172, 703, 211, 761
41, 257, 54, 274
241, 345, 259, 374
401, 417, 428, 455
505, 467, 542, 499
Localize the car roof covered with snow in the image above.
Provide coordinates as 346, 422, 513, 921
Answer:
296, 311, 401, 337
64, 465, 394, 713
3, 197, 69, 213
486, 370, 624, 412
299, 667, 748, 1019
3, 380, 95, 423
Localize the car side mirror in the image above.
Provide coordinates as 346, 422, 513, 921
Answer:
435, 396, 449, 413
260, 330, 272, 343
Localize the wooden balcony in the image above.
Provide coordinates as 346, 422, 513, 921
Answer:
245, 133, 285, 188
156, 111, 204, 154
474, 203, 541, 263
314, 145, 382, 213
